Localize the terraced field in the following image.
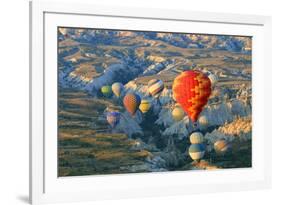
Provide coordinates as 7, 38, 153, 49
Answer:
58, 89, 155, 176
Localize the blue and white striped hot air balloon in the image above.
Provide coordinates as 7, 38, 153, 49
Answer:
147, 79, 164, 97
188, 143, 205, 161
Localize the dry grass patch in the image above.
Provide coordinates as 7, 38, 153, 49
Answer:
79, 137, 112, 146
94, 150, 128, 160
95, 133, 128, 140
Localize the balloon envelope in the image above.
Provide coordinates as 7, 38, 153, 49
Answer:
214, 140, 230, 155
148, 79, 164, 97
106, 112, 121, 128
172, 107, 185, 121
101, 85, 112, 97
123, 93, 141, 116
112, 82, 124, 97
190, 132, 204, 144
139, 100, 151, 113
188, 143, 205, 161
198, 115, 208, 128
172, 70, 211, 122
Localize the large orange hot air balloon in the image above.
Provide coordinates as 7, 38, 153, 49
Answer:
172, 70, 211, 122
123, 93, 141, 116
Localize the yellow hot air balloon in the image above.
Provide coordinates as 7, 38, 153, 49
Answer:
139, 100, 151, 114
112, 82, 124, 97
172, 106, 185, 121
189, 132, 204, 144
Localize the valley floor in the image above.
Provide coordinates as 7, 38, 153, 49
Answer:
58, 88, 251, 177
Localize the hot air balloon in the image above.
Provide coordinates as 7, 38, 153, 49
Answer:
148, 79, 164, 97
123, 93, 141, 116
101, 85, 112, 98
198, 115, 208, 128
172, 70, 211, 123
112, 82, 124, 97
189, 132, 204, 144
172, 106, 185, 121
188, 143, 205, 161
214, 139, 230, 155
106, 112, 120, 128
207, 73, 218, 87
139, 100, 151, 114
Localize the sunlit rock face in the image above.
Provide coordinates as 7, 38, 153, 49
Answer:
105, 110, 144, 138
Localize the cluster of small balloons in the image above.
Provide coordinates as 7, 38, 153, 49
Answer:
101, 70, 229, 163
188, 133, 231, 162
102, 79, 164, 127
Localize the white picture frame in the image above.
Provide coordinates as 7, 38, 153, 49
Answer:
30, 1, 272, 204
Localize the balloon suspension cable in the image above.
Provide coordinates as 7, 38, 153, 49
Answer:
193, 121, 199, 132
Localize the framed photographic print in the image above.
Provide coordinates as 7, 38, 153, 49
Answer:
30, 1, 272, 204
